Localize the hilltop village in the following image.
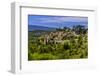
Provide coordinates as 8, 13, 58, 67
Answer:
28, 25, 88, 60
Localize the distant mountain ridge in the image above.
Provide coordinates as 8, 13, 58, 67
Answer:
28, 25, 56, 31
28, 24, 87, 31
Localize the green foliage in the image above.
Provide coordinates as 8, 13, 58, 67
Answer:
28, 53, 58, 60
72, 25, 87, 34
63, 41, 70, 50
28, 25, 88, 60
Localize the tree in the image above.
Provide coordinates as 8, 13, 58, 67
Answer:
63, 27, 71, 31
63, 41, 70, 50
72, 25, 87, 34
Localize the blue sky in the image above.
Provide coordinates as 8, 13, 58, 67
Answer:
28, 15, 88, 28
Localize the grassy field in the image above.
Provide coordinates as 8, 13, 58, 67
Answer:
28, 25, 88, 60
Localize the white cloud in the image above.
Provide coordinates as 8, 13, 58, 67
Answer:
35, 16, 88, 23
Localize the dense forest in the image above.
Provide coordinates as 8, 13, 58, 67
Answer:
28, 25, 88, 60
